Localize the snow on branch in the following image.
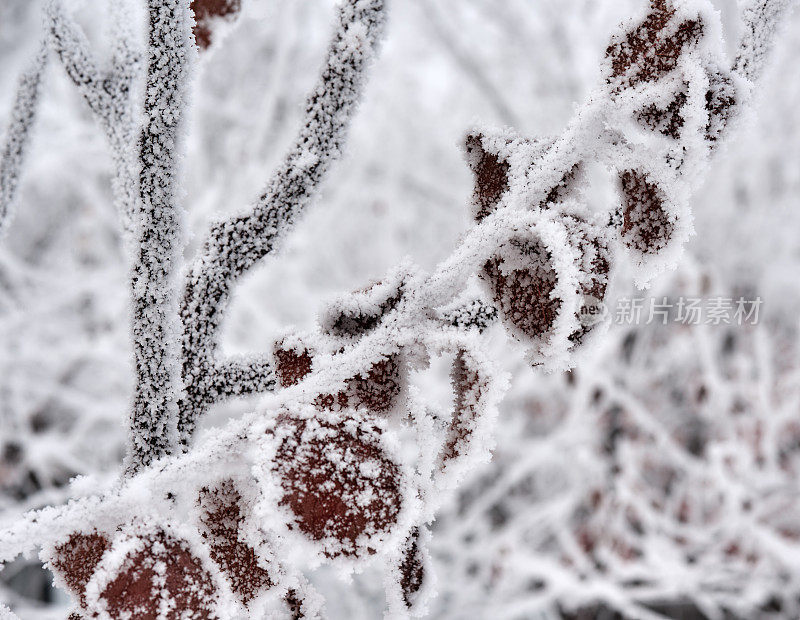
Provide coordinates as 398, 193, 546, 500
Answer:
735, 0, 797, 82
46, 0, 141, 228
0, 44, 47, 239
177, 0, 388, 445
125, 0, 197, 474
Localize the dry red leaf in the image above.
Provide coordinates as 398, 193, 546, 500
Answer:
345, 355, 403, 413
465, 134, 511, 222
565, 215, 611, 345
483, 238, 561, 343
285, 589, 305, 619
275, 337, 403, 414
191, 0, 241, 50
606, 0, 703, 88
50, 532, 109, 607
636, 89, 688, 139
441, 351, 484, 465
399, 528, 425, 608
541, 162, 583, 208
705, 70, 736, 142
198, 480, 273, 604
272, 413, 402, 557
323, 280, 404, 338
619, 169, 674, 253
274, 341, 314, 388
99, 530, 218, 619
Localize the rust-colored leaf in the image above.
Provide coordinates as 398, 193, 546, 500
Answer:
636, 89, 688, 139
345, 355, 403, 413
50, 532, 109, 607
619, 169, 674, 254
606, 0, 703, 88
100, 531, 218, 619
705, 70, 736, 142
441, 351, 484, 465
541, 162, 582, 208
399, 528, 425, 608
198, 480, 273, 604
191, 0, 242, 50
465, 134, 511, 222
274, 341, 314, 388
273, 414, 402, 557
323, 280, 404, 338
483, 239, 561, 343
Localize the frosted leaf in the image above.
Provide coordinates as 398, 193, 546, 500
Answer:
464, 133, 511, 221
87, 527, 219, 619
191, 0, 241, 50
478, 212, 592, 365
285, 589, 304, 619
441, 298, 498, 333
197, 480, 274, 604
420, 335, 505, 490
483, 238, 561, 346
384, 525, 434, 617
319, 265, 410, 338
618, 168, 675, 254
540, 161, 584, 208
343, 354, 404, 414
273, 336, 316, 388
636, 86, 689, 139
283, 579, 325, 620
268, 409, 404, 558
605, 0, 705, 89
438, 351, 492, 485
398, 528, 425, 608
561, 210, 612, 347
464, 129, 579, 220
273, 331, 406, 415
704, 66, 737, 143
43, 521, 223, 619
47, 531, 110, 609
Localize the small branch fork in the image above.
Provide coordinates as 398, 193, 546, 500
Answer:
45, 0, 141, 229
177, 0, 388, 447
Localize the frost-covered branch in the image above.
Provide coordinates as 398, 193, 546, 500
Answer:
735, 0, 797, 82
177, 0, 388, 445
125, 0, 196, 474
46, 0, 141, 228
0, 45, 47, 238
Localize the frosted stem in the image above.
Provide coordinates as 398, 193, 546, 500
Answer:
125, 0, 195, 474
0, 44, 48, 238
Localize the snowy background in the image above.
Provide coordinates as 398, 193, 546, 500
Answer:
1, 0, 800, 617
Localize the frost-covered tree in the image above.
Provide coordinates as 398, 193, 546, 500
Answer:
0, 0, 797, 617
